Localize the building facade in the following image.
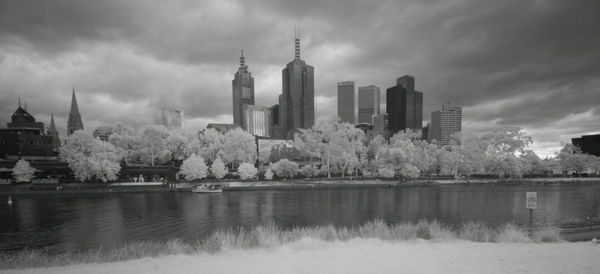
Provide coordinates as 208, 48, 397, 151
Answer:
358, 85, 380, 124
337, 81, 355, 124
93, 126, 114, 142
232, 50, 255, 130
0, 104, 54, 158
373, 113, 390, 139
386, 75, 422, 135
278, 35, 314, 139
153, 108, 184, 128
572, 134, 600, 156
245, 105, 271, 138
429, 103, 462, 147
67, 89, 84, 135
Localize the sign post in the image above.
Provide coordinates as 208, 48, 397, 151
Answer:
526, 192, 537, 234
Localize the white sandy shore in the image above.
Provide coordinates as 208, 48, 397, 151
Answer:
4, 239, 600, 274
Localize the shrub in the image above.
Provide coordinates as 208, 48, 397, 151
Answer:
300, 165, 318, 178
12, 159, 36, 182
494, 223, 531, 243
533, 226, 561, 242
459, 222, 494, 242
178, 154, 207, 181
210, 157, 227, 179
272, 159, 299, 179
238, 163, 257, 181
378, 167, 395, 178
264, 169, 274, 180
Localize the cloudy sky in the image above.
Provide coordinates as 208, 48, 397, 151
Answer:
1, 0, 599, 157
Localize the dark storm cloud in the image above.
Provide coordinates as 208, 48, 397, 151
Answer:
0, 0, 599, 156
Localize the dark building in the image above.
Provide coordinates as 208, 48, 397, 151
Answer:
278, 32, 314, 139
572, 134, 600, 156
386, 75, 423, 135
67, 88, 84, 135
0, 103, 54, 158
232, 50, 255, 130
93, 126, 114, 142
337, 81, 355, 124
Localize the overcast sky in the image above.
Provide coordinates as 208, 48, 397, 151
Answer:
1, 0, 599, 157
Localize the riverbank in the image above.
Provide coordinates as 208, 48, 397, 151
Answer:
5, 239, 599, 274
1, 177, 598, 196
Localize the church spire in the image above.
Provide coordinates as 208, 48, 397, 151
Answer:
49, 113, 61, 149
18, 96, 21, 109
67, 87, 84, 135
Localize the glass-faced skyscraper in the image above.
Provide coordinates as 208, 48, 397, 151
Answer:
337, 81, 355, 124
232, 50, 255, 130
279, 33, 314, 138
358, 85, 380, 124
386, 75, 423, 135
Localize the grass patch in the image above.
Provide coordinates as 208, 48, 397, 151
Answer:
494, 223, 531, 243
0, 220, 562, 270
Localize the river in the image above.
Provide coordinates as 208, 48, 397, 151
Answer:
1, 183, 599, 254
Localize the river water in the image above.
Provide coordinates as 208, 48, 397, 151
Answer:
1, 183, 599, 254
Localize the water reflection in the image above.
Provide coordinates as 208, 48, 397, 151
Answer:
1, 183, 600, 254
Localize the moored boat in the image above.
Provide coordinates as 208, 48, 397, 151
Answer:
191, 184, 223, 193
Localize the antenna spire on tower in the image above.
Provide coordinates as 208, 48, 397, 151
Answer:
294, 26, 301, 60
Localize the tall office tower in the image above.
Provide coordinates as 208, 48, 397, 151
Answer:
232, 50, 255, 129
245, 105, 271, 138
386, 75, 423, 135
358, 85, 380, 124
67, 88, 84, 135
373, 113, 389, 139
279, 31, 314, 138
337, 81, 355, 124
429, 102, 462, 147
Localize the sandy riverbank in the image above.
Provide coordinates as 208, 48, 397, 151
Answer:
4, 239, 599, 274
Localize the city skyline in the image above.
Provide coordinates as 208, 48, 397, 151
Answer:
0, 0, 599, 157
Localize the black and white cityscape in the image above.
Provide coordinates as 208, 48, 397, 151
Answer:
1, 1, 600, 273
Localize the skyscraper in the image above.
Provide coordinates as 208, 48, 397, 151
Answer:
373, 113, 390, 139
429, 102, 462, 147
67, 88, 84, 135
278, 31, 314, 138
153, 108, 184, 128
245, 105, 271, 138
232, 50, 255, 130
386, 75, 422, 135
337, 81, 355, 124
358, 85, 380, 124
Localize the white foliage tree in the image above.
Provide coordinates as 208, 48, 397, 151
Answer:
210, 157, 228, 179
221, 128, 257, 168
61, 130, 124, 182
238, 162, 257, 180
12, 159, 36, 182
179, 154, 208, 181
264, 168, 274, 180
272, 158, 299, 179
108, 123, 138, 165
199, 128, 224, 163
139, 126, 171, 166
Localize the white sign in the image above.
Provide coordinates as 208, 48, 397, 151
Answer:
526, 192, 537, 209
